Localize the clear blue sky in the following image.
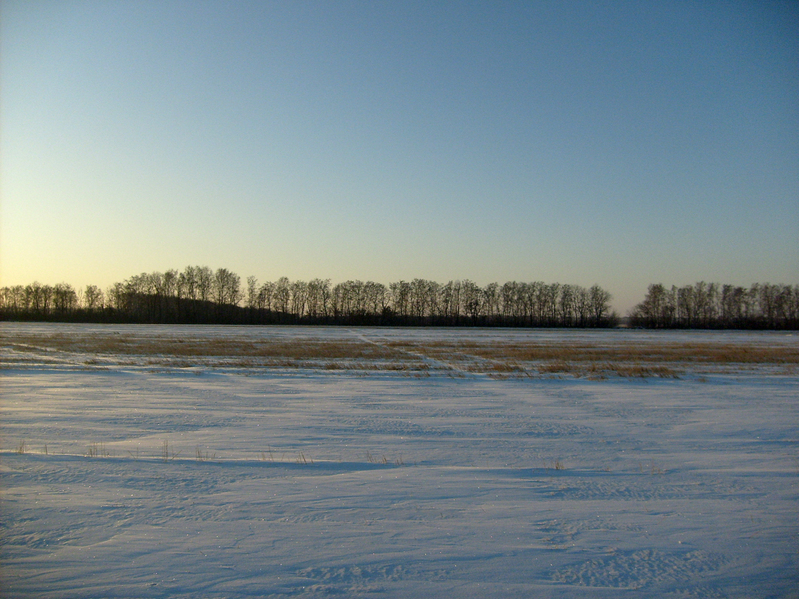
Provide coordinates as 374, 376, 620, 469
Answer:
2, 0, 797, 313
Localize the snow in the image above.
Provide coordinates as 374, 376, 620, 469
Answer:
1, 324, 798, 598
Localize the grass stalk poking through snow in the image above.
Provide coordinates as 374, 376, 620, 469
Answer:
641, 460, 666, 475
161, 439, 180, 462
87, 442, 111, 458
544, 459, 566, 471
366, 451, 405, 466
195, 446, 215, 462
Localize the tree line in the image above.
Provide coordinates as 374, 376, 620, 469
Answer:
2, 269, 796, 329
0, 266, 616, 327
629, 282, 799, 329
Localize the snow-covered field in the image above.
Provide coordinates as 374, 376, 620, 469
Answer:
1, 323, 797, 598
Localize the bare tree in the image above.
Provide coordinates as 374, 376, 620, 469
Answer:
306, 279, 331, 319
247, 276, 258, 310
213, 268, 242, 306
482, 283, 500, 322
559, 284, 575, 326
589, 284, 612, 326
274, 277, 291, 314
290, 280, 308, 318
389, 280, 411, 320
461, 280, 481, 322
53, 283, 78, 314
196, 267, 214, 303
258, 281, 275, 312
83, 285, 104, 312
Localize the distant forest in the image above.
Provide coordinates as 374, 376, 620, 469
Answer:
629, 282, 798, 330
1, 267, 796, 329
1, 267, 615, 327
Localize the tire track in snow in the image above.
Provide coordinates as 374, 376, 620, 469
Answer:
346, 330, 475, 376
551, 548, 728, 590
296, 563, 450, 593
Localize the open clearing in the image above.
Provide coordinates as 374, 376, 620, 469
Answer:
1, 323, 797, 597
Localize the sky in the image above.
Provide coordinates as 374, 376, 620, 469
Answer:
1, 1, 797, 314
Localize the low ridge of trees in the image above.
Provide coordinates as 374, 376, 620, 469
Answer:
0, 266, 616, 327
3, 270, 795, 329
629, 282, 799, 330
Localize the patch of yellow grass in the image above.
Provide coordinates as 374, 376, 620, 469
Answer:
3, 329, 795, 378
394, 340, 799, 365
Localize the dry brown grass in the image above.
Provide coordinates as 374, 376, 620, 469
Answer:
10, 331, 797, 364
388, 340, 799, 365
384, 338, 799, 378
3, 329, 796, 378
536, 360, 679, 379
5, 333, 405, 360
